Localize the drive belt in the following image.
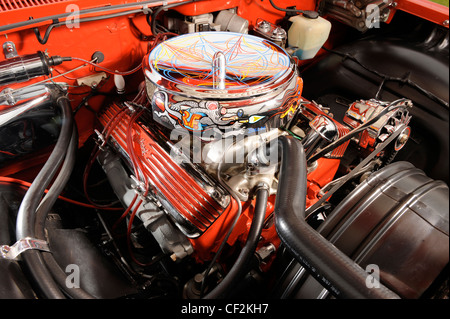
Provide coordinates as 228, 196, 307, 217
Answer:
305, 124, 407, 217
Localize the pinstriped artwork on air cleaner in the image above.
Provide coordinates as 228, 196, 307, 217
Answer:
145, 31, 301, 135
148, 31, 292, 89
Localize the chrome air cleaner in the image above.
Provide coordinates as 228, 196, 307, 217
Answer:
144, 31, 303, 136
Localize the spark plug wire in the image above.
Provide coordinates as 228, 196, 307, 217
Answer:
0, 176, 122, 211
82, 107, 130, 208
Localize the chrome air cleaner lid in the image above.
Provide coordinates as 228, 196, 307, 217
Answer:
144, 32, 302, 134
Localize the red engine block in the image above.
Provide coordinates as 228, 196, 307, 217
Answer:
98, 102, 280, 262
98, 100, 347, 263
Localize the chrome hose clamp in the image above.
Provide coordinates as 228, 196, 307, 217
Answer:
1, 237, 50, 260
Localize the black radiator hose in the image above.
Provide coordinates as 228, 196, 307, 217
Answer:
274, 135, 400, 299
34, 124, 95, 299
203, 186, 269, 299
15, 96, 74, 299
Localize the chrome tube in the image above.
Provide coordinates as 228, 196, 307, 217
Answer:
0, 84, 60, 127
0, 52, 50, 86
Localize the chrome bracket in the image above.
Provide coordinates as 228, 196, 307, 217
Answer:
2, 41, 18, 59
1, 237, 50, 260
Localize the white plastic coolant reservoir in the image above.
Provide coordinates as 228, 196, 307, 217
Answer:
288, 15, 332, 60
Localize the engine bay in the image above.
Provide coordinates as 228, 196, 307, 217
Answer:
0, 0, 448, 302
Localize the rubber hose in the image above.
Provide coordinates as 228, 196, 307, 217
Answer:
33, 124, 96, 299
203, 186, 269, 299
35, 124, 78, 222
274, 135, 400, 299
0, 187, 37, 298
15, 95, 74, 299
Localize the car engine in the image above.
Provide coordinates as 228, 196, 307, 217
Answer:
0, 0, 448, 302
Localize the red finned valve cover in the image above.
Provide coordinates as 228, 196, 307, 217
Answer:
98, 103, 232, 238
